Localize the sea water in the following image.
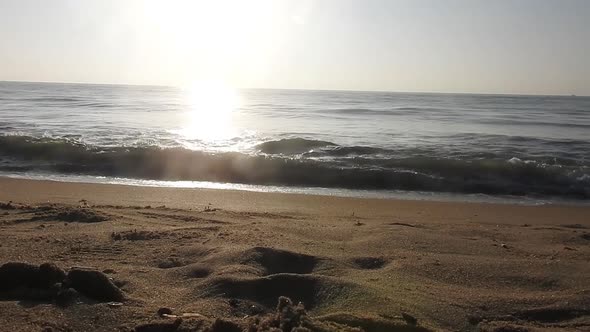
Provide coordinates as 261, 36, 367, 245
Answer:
1, 81, 589, 202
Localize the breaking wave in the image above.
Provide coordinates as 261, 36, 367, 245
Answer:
1, 135, 588, 199
256, 138, 337, 154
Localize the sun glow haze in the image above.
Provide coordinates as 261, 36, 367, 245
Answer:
181, 81, 241, 141
138, 0, 290, 141
1, 1, 589, 95
139, 0, 289, 87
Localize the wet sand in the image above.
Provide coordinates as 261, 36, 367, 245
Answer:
0, 177, 589, 331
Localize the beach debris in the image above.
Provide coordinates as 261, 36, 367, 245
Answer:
158, 307, 174, 317
378, 313, 396, 320
204, 203, 218, 212
65, 268, 125, 302
388, 222, 419, 228
159, 312, 207, 319
108, 301, 123, 308
500, 243, 508, 249
276, 296, 307, 332
235, 297, 309, 331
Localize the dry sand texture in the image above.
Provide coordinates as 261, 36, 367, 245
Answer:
0, 177, 589, 331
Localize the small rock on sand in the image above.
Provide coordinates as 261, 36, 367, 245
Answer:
65, 269, 125, 302
0, 262, 66, 290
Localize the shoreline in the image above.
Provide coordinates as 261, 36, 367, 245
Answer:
1, 176, 589, 331
1, 176, 590, 224
2, 173, 589, 208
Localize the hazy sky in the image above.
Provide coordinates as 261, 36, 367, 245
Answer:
1, 0, 589, 95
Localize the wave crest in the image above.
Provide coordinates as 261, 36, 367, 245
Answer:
256, 138, 337, 154
0, 135, 588, 199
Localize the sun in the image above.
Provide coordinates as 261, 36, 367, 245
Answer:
181, 81, 241, 142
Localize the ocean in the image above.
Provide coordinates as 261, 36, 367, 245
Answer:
1, 81, 589, 203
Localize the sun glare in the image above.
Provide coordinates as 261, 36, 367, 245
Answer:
181, 81, 241, 141
139, 0, 286, 85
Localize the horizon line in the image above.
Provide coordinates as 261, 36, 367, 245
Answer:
0, 79, 587, 98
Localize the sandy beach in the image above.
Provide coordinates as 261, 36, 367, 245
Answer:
0, 176, 589, 331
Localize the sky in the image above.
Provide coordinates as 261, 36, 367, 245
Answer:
0, 0, 589, 95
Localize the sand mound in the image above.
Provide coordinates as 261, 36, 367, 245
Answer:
476, 300, 590, 331
561, 224, 588, 229
241, 247, 318, 275
0, 201, 17, 210
350, 257, 387, 270
186, 246, 320, 277
112, 230, 164, 241
31, 205, 109, 223
477, 322, 531, 332
184, 264, 212, 279
157, 258, 190, 269
199, 273, 357, 310
513, 305, 590, 323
